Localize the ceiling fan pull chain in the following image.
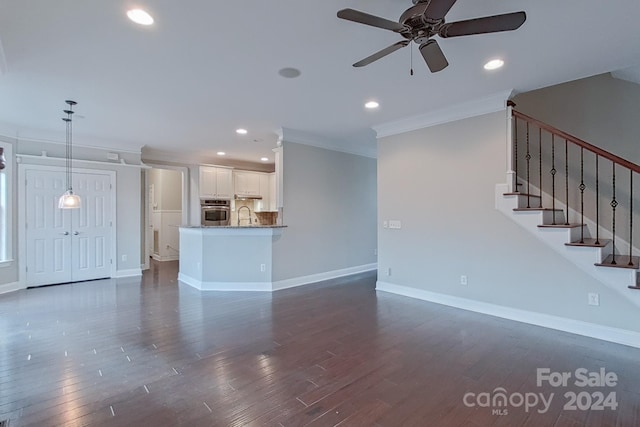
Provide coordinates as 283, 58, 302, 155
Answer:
410, 44, 414, 76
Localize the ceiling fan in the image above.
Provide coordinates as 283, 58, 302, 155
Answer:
337, 0, 526, 72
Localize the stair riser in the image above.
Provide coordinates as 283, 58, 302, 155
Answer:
540, 210, 566, 225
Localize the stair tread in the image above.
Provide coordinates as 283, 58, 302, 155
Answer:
503, 192, 542, 198
537, 224, 584, 229
513, 208, 562, 212
595, 255, 640, 270
565, 239, 611, 248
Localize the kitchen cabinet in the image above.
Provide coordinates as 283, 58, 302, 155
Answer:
255, 172, 277, 212
199, 166, 233, 199
233, 170, 260, 196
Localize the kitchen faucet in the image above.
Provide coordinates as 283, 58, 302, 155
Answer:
237, 205, 252, 226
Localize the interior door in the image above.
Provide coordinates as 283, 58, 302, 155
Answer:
25, 168, 113, 287
25, 170, 72, 286
70, 172, 112, 282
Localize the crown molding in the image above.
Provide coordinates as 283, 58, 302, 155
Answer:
373, 90, 515, 139
278, 127, 376, 158
5, 126, 143, 154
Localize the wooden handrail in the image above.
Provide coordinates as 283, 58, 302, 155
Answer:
512, 109, 640, 174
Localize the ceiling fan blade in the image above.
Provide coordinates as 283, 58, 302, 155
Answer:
337, 8, 407, 32
419, 40, 448, 73
439, 11, 526, 38
420, 0, 458, 21
353, 41, 410, 67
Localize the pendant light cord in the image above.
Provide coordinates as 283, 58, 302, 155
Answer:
63, 100, 76, 192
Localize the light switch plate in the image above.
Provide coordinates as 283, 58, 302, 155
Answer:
389, 220, 402, 229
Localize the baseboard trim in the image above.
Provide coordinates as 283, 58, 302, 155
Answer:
272, 263, 378, 291
0, 281, 22, 295
376, 281, 640, 349
178, 264, 378, 292
115, 268, 142, 278
178, 273, 271, 292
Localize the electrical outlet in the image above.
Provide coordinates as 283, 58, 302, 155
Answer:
260, 264, 266, 272
122, 254, 127, 262
386, 267, 391, 276
588, 293, 600, 306
460, 275, 468, 286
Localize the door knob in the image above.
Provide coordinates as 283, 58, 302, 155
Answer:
60, 231, 69, 235
73, 231, 80, 235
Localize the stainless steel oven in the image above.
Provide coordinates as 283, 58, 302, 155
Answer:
200, 199, 231, 226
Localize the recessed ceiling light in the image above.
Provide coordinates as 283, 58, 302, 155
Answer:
484, 59, 504, 70
217, 151, 226, 156
278, 67, 301, 79
127, 9, 154, 26
260, 157, 269, 162
365, 101, 379, 109
236, 128, 248, 135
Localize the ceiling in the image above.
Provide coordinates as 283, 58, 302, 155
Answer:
0, 0, 639, 165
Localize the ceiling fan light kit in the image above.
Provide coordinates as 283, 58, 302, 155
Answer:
337, 0, 526, 73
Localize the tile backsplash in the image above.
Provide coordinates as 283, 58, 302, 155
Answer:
231, 200, 277, 226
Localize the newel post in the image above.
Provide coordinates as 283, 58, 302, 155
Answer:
506, 100, 516, 192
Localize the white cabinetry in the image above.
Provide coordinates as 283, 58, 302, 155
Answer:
199, 166, 233, 199
255, 172, 277, 212
233, 170, 261, 197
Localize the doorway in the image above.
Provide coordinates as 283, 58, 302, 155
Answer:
142, 166, 188, 270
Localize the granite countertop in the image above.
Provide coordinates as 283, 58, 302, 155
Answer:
180, 225, 287, 229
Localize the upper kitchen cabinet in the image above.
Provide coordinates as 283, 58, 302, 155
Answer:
233, 170, 260, 197
199, 166, 233, 199
255, 172, 277, 212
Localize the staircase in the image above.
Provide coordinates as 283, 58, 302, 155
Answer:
497, 104, 640, 308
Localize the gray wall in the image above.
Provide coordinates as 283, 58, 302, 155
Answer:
272, 142, 377, 282
514, 73, 640, 163
377, 111, 640, 332
149, 168, 182, 211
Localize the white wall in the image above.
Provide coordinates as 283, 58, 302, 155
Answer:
271, 142, 377, 282
377, 111, 640, 332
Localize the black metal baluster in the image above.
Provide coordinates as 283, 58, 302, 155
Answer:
595, 155, 600, 245
611, 163, 617, 265
526, 122, 531, 207
564, 139, 569, 225
551, 134, 557, 225
629, 170, 634, 266
538, 128, 543, 208
579, 147, 585, 243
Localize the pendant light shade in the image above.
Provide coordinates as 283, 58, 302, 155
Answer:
58, 100, 81, 209
58, 189, 81, 209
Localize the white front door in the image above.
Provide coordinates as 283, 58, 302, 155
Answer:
25, 169, 113, 286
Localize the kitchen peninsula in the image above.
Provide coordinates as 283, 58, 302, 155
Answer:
178, 225, 287, 291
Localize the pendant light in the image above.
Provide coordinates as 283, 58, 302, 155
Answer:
0, 147, 6, 170
58, 100, 81, 209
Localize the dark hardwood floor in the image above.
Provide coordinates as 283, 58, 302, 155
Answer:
1, 260, 639, 426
